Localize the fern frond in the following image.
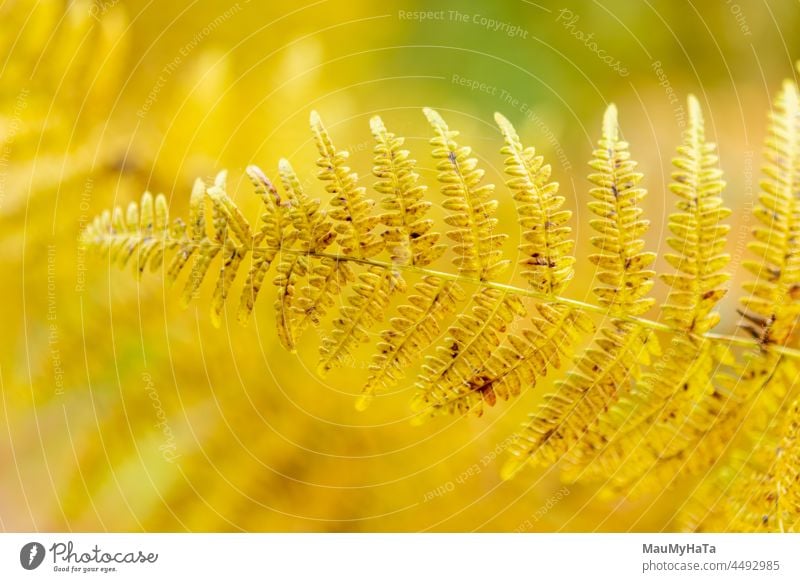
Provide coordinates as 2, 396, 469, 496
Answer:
673, 80, 800, 522
494, 112, 574, 295
311, 110, 383, 259
502, 106, 659, 477
502, 321, 659, 477
165, 178, 206, 286
357, 277, 464, 411
267, 160, 336, 350
318, 266, 406, 375
565, 340, 738, 492
412, 114, 584, 417
421, 303, 593, 417
83, 93, 800, 532
179, 172, 229, 310
683, 78, 800, 531
86, 189, 182, 281
410, 110, 521, 415
588, 104, 655, 316
206, 172, 255, 327
423, 107, 508, 280
625, 385, 743, 498
662, 95, 730, 333
309, 112, 400, 372
412, 287, 527, 416
566, 339, 718, 477
740, 80, 800, 346
693, 358, 799, 531
677, 323, 800, 531
85, 169, 290, 330
370, 115, 444, 267
342, 114, 452, 387
563, 97, 732, 486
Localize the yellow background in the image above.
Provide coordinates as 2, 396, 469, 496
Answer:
1, 0, 797, 531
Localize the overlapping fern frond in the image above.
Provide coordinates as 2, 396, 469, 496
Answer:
559, 95, 734, 491
677, 77, 800, 532
85, 71, 800, 531
503, 104, 659, 477
740, 80, 800, 347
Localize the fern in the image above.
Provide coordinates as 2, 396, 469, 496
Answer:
370, 115, 443, 268
275, 158, 348, 350
85, 71, 800, 532
679, 78, 800, 531
503, 104, 659, 476
411, 108, 528, 417
560, 95, 734, 490
740, 80, 800, 347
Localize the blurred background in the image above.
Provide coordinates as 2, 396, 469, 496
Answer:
1, 0, 797, 532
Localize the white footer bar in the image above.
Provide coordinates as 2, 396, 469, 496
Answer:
1, 533, 798, 581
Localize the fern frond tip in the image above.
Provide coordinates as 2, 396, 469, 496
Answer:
369, 114, 385, 135
602, 103, 618, 142
687, 94, 701, 122
493, 111, 511, 129
422, 107, 445, 128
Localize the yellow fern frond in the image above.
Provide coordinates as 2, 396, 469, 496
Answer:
564, 97, 731, 486
502, 321, 659, 478
346, 113, 453, 389
502, 106, 659, 477
166, 178, 207, 286
276, 158, 353, 344
495, 112, 574, 295
741, 80, 800, 346
412, 287, 527, 416
662, 95, 730, 333
421, 303, 593, 417
370, 115, 444, 267
311, 110, 383, 259
423, 107, 508, 281
588, 104, 655, 316
412, 114, 583, 417
180, 172, 230, 310
566, 338, 728, 484
411, 110, 521, 415
318, 266, 406, 375
84, 169, 287, 330
680, 77, 800, 531
310, 112, 401, 373
694, 359, 798, 532
357, 277, 464, 411
83, 89, 800, 532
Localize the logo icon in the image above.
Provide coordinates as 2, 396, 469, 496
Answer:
20, 542, 45, 570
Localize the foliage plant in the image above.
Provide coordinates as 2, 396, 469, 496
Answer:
85, 69, 800, 533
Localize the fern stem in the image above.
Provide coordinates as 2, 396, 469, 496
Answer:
299, 251, 794, 356
92, 233, 800, 360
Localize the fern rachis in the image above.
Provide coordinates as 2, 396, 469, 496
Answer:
85, 69, 800, 531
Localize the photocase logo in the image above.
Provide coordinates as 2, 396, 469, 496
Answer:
20, 542, 46, 570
